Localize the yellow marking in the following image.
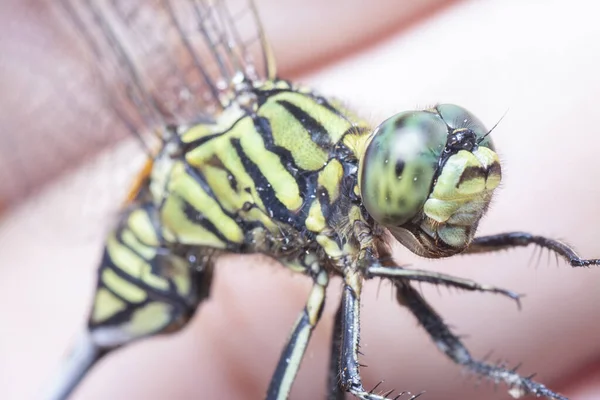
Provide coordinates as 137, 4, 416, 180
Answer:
121, 229, 156, 260
473, 146, 500, 167
423, 199, 462, 223
161, 195, 227, 248
172, 275, 191, 297
107, 234, 170, 291
432, 151, 485, 200
91, 288, 126, 323
344, 127, 372, 159
306, 282, 326, 325
269, 91, 354, 144
187, 137, 269, 213
278, 315, 311, 400
278, 279, 326, 400
316, 269, 329, 287
318, 159, 343, 203
305, 200, 326, 233
424, 149, 501, 225
142, 268, 170, 291
167, 255, 192, 297
202, 164, 243, 213
349, 204, 362, 220
126, 302, 173, 337
101, 268, 147, 303
124, 157, 154, 204
473, 147, 502, 189
181, 124, 213, 143
245, 207, 278, 232
107, 234, 146, 277
258, 99, 328, 171
181, 103, 245, 143
238, 122, 302, 210
438, 225, 468, 247
169, 163, 244, 243
257, 79, 290, 92
282, 260, 308, 274
128, 209, 159, 247
316, 234, 343, 258
344, 271, 363, 297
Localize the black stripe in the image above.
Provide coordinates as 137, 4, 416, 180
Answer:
253, 115, 320, 217
181, 114, 248, 153
246, 116, 320, 231
456, 166, 486, 187
180, 197, 233, 246
115, 228, 151, 261
204, 155, 239, 192
102, 248, 191, 308
230, 137, 298, 225
316, 187, 332, 223
253, 113, 305, 175
277, 99, 331, 148
266, 310, 311, 398
183, 163, 238, 222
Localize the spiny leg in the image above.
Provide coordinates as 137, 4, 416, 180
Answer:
465, 232, 600, 267
327, 299, 345, 400
394, 280, 568, 400
266, 268, 328, 400
335, 274, 419, 400
365, 264, 521, 307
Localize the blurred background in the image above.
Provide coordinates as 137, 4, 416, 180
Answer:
1, 0, 600, 399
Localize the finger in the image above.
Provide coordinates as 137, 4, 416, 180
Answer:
0, 0, 454, 207
2, 0, 600, 399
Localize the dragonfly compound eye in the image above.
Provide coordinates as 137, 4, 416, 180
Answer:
360, 104, 502, 258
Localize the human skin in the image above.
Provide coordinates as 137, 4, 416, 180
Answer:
1, 0, 600, 399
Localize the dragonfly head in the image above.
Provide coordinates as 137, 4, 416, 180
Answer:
358, 104, 502, 258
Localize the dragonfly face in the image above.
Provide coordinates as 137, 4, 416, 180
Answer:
361, 104, 501, 258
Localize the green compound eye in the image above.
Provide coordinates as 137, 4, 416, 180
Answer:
360, 110, 448, 226
359, 104, 500, 257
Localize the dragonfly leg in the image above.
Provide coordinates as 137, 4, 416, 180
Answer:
327, 299, 345, 400
465, 232, 600, 266
266, 266, 328, 400
333, 277, 420, 400
365, 264, 521, 308
394, 280, 569, 400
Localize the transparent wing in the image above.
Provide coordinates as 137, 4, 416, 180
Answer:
58, 0, 276, 154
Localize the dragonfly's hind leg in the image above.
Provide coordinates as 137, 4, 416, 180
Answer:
46, 202, 214, 400
464, 232, 600, 266
394, 280, 569, 400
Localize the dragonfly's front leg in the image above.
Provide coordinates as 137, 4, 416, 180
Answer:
327, 300, 344, 400
394, 280, 569, 400
331, 273, 420, 400
464, 232, 600, 266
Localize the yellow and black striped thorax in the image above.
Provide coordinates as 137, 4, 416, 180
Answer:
150, 80, 373, 257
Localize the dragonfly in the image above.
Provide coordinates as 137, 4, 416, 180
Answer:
43, 1, 600, 399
